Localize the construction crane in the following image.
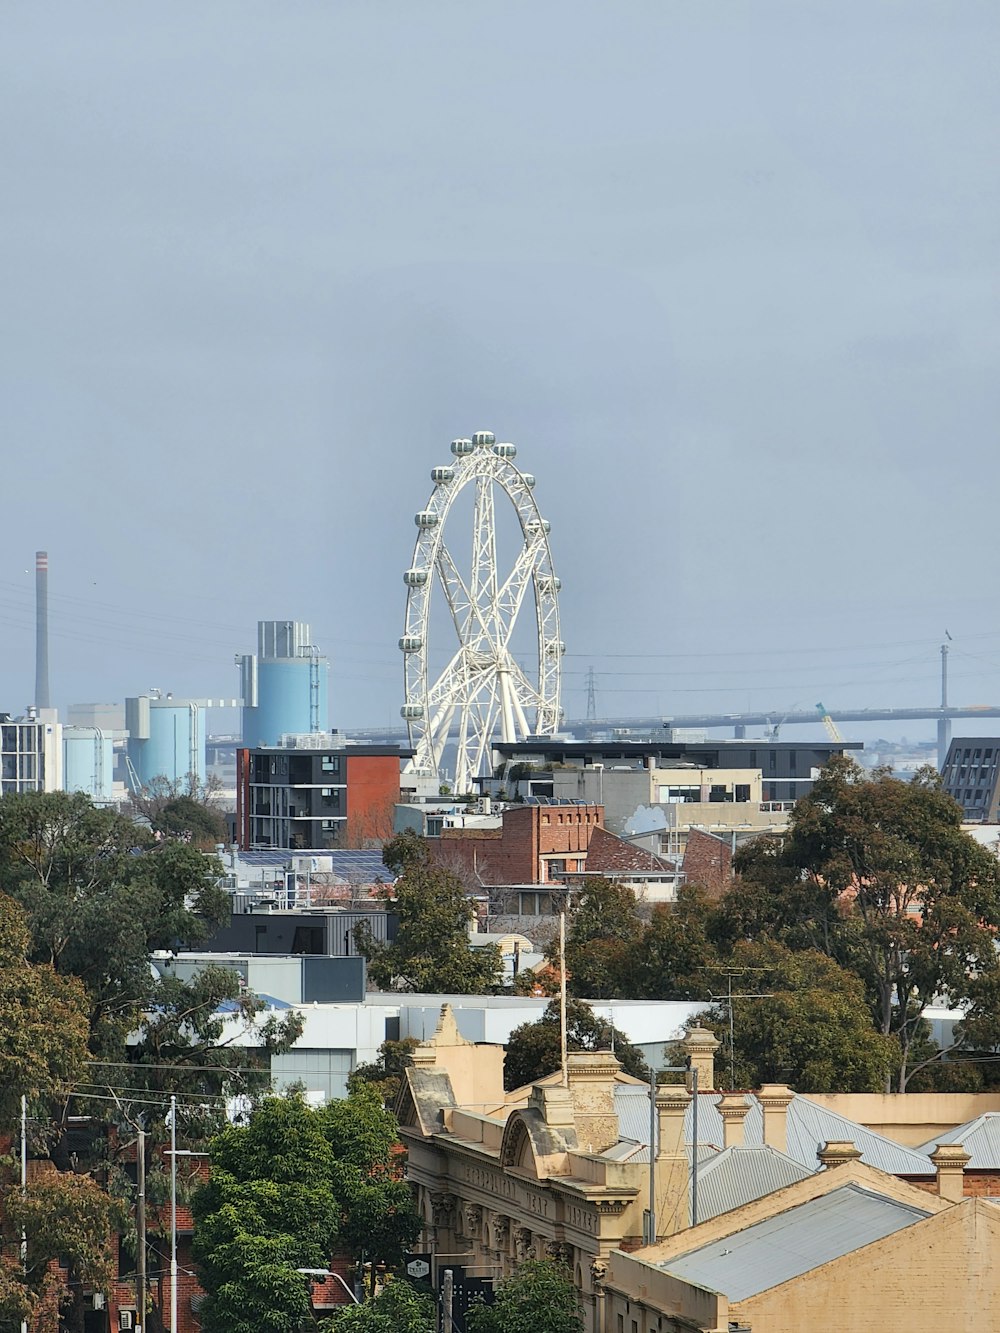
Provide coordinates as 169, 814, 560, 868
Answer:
815, 701, 844, 743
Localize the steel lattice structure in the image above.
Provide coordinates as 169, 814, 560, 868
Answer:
400, 431, 563, 793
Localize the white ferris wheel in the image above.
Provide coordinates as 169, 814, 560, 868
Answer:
400, 431, 564, 794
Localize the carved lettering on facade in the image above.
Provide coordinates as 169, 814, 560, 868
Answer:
567, 1204, 599, 1235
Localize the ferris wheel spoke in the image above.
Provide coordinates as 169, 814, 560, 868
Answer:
469, 473, 499, 610
437, 541, 497, 652
494, 537, 544, 649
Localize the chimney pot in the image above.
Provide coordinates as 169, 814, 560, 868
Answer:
681, 1025, 721, 1093
929, 1142, 970, 1203
757, 1083, 794, 1153
817, 1140, 863, 1169
717, 1093, 751, 1148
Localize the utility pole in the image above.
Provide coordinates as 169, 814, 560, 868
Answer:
20, 1096, 27, 1333
559, 911, 568, 1087
137, 1126, 146, 1333
170, 1095, 177, 1333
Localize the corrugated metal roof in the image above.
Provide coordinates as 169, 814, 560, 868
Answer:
694, 1145, 813, 1222
660, 1183, 930, 1301
612, 1087, 934, 1176
918, 1112, 1000, 1169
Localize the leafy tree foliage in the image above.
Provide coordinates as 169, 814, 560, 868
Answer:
318, 1084, 421, 1281
466, 1259, 584, 1333
0, 892, 89, 1122
630, 883, 717, 1000
0, 792, 230, 1057
194, 1091, 420, 1332
700, 939, 897, 1091
321, 1280, 435, 1332
730, 758, 1000, 1088
193, 1096, 341, 1333
1, 1171, 118, 1333
354, 832, 500, 993
504, 999, 649, 1091
556, 879, 642, 999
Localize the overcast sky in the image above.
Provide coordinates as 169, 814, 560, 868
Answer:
2, 1, 998, 746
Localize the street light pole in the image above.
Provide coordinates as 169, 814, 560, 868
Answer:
170, 1095, 177, 1333
136, 1127, 146, 1333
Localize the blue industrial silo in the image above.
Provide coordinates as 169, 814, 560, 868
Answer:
238, 620, 330, 748
125, 694, 207, 788
63, 727, 114, 803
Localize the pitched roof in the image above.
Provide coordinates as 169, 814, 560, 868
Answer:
659, 1182, 931, 1301
583, 824, 676, 875
919, 1111, 1000, 1169
693, 1144, 814, 1222
612, 1086, 934, 1177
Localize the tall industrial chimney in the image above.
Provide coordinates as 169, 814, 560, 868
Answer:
35, 550, 50, 710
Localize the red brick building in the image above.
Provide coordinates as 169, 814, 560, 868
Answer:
433, 803, 604, 884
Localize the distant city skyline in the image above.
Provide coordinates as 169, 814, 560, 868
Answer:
2, 3, 997, 749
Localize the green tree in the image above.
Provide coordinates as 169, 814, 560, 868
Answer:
554, 878, 642, 999
0, 892, 90, 1122
699, 939, 897, 1092
321, 1280, 435, 1332
192, 1095, 341, 1333
504, 999, 649, 1091
466, 1259, 583, 1333
733, 758, 1000, 1089
354, 833, 500, 993
1, 1171, 118, 1333
0, 792, 229, 1058
319, 1084, 421, 1289
631, 883, 717, 1000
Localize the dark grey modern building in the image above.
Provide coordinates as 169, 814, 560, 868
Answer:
940, 738, 1000, 822
237, 741, 410, 849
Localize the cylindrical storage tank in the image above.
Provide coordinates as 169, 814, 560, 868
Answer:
472, 431, 495, 447
415, 510, 439, 528
492, 442, 517, 459
399, 635, 423, 652
63, 727, 114, 803
400, 703, 424, 720
128, 701, 207, 788
243, 657, 330, 749
403, 568, 429, 587
431, 466, 455, 483
451, 438, 474, 456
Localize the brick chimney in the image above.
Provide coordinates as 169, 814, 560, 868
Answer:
655, 1085, 691, 1235
817, 1140, 863, 1169
717, 1093, 750, 1148
565, 1052, 622, 1153
758, 1084, 794, 1153
929, 1143, 970, 1203
681, 1026, 720, 1093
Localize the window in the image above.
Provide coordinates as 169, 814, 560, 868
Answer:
321, 755, 340, 774
788, 750, 797, 773
735, 783, 751, 802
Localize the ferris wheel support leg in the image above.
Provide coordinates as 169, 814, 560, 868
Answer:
498, 665, 518, 745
